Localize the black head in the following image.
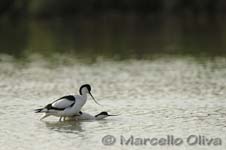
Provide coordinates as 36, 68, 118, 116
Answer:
79, 84, 91, 95
95, 111, 109, 117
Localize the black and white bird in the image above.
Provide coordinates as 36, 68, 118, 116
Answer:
35, 84, 100, 121
68, 111, 118, 120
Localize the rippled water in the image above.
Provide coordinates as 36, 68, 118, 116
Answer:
0, 54, 226, 150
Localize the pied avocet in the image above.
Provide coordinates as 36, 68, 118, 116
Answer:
68, 111, 118, 120
35, 84, 100, 121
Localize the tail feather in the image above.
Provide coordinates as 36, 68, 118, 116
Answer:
34, 108, 47, 113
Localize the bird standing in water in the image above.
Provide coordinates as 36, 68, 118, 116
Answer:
35, 84, 100, 121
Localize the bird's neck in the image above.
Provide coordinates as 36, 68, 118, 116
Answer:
81, 93, 87, 99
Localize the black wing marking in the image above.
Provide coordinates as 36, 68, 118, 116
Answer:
45, 95, 76, 111
45, 104, 63, 111
55, 95, 75, 101
50, 95, 75, 105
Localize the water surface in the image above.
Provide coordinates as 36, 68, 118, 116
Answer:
0, 55, 226, 150
0, 15, 226, 150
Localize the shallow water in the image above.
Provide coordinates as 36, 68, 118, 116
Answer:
0, 54, 226, 150
1, 15, 226, 149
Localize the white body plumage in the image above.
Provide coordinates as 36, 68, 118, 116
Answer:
35, 84, 99, 121
42, 94, 87, 118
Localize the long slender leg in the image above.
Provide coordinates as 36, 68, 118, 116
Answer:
59, 117, 62, 122
40, 114, 50, 120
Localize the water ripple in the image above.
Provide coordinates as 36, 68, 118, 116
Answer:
0, 55, 226, 149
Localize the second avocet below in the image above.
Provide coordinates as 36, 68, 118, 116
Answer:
68, 111, 118, 120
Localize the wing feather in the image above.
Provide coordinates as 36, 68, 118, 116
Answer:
48, 95, 76, 110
